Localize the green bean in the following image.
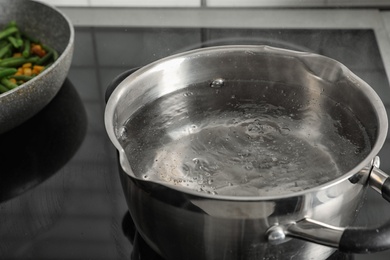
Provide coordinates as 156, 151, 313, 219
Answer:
0, 56, 39, 67
0, 26, 18, 40
7, 36, 19, 48
0, 21, 60, 93
22, 39, 30, 58
0, 43, 12, 59
10, 75, 34, 81
15, 31, 23, 45
4, 48, 12, 58
0, 68, 17, 78
42, 44, 58, 61
1, 78, 17, 89
0, 83, 8, 93
36, 51, 53, 65
0, 40, 8, 49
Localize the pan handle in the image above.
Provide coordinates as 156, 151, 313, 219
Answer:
267, 156, 390, 254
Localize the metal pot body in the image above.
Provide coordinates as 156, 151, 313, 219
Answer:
105, 45, 388, 259
119, 166, 368, 260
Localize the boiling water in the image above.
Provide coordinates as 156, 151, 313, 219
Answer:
119, 81, 371, 196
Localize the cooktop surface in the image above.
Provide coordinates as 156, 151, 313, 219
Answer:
1, 26, 390, 259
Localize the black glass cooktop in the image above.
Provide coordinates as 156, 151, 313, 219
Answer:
1, 27, 390, 260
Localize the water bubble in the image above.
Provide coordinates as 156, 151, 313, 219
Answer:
118, 126, 128, 139
244, 164, 253, 171
210, 78, 224, 88
182, 164, 190, 172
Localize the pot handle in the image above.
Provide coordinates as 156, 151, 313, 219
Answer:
104, 68, 140, 103
339, 156, 390, 253
267, 156, 390, 254
368, 157, 390, 203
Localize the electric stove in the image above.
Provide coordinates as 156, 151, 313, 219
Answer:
1, 24, 390, 259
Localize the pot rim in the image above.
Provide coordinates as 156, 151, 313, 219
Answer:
105, 45, 389, 201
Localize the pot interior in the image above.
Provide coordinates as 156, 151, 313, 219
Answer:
108, 45, 386, 197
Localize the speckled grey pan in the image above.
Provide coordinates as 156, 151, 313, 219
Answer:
0, 0, 74, 134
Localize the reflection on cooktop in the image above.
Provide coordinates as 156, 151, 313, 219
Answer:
0, 79, 88, 257
0, 79, 87, 202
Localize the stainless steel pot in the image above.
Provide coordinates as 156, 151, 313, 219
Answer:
105, 45, 390, 259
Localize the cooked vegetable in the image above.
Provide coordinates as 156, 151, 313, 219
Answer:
0, 83, 8, 93
11, 75, 33, 81
7, 36, 22, 48
0, 56, 39, 67
1, 77, 17, 89
0, 21, 58, 94
42, 44, 58, 60
0, 43, 12, 59
22, 39, 30, 58
0, 26, 18, 40
0, 68, 17, 78
36, 51, 53, 65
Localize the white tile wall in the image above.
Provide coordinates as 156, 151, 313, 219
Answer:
39, 0, 390, 7
39, 0, 89, 7
90, 0, 200, 7
207, 0, 313, 7
39, 0, 201, 7
206, 0, 390, 7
